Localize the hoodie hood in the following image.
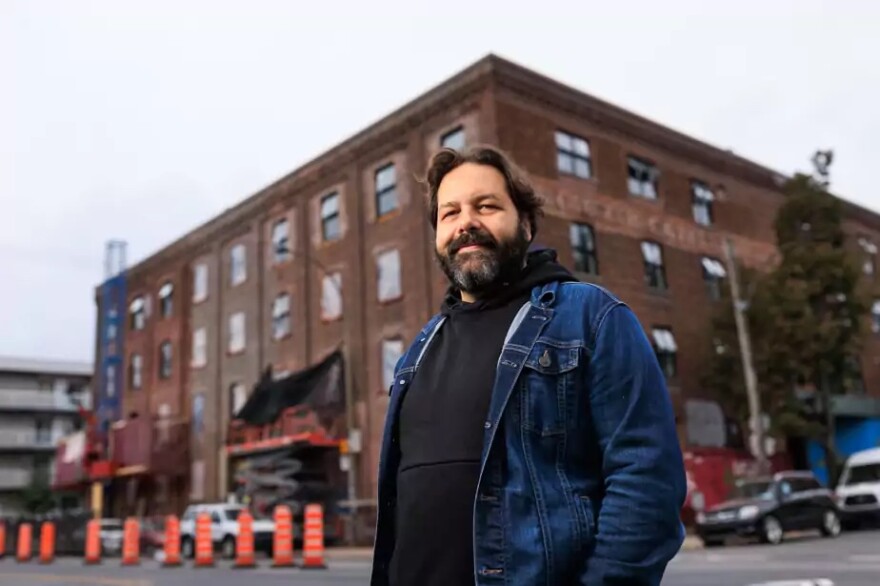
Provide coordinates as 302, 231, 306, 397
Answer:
441, 247, 575, 315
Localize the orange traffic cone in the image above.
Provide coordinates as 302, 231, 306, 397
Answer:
232, 510, 256, 569
271, 505, 295, 568
121, 518, 140, 566
0, 521, 7, 560
301, 504, 327, 570
83, 519, 101, 565
162, 515, 182, 567
193, 512, 214, 568
16, 523, 33, 563
38, 522, 55, 564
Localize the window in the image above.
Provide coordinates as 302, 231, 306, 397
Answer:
193, 263, 208, 303
569, 223, 599, 275
692, 181, 715, 226
701, 257, 727, 300
158, 282, 173, 318
790, 477, 821, 493
651, 327, 678, 378
129, 296, 146, 331
377, 249, 402, 301
555, 130, 592, 179
641, 241, 667, 290
872, 300, 880, 334
441, 126, 466, 150
230, 382, 247, 418
191, 328, 207, 368
159, 341, 172, 379
105, 365, 116, 398
272, 293, 291, 340
228, 312, 245, 354
320, 192, 341, 241
271, 218, 290, 263
35, 418, 51, 444
382, 339, 405, 391
129, 354, 143, 390
627, 156, 659, 199
375, 164, 398, 217
859, 237, 877, 276
321, 272, 343, 320
230, 244, 246, 286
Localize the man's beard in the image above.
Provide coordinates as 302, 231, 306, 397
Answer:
436, 224, 530, 297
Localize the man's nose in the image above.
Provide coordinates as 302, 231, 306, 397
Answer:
455, 208, 481, 234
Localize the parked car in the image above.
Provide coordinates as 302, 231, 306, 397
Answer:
179, 503, 275, 559
835, 447, 880, 529
98, 518, 124, 556
695, 470, 841, 547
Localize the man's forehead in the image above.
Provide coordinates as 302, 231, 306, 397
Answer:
437, 164, 508, 205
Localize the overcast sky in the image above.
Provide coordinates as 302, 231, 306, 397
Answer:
2, 0, 878, 364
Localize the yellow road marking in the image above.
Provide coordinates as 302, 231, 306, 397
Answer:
0, 572, 151, 586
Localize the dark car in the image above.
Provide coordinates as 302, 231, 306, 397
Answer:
695, 471, 842, 547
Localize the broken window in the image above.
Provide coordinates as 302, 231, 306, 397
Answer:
652, 327, 678, 379
569, 223, 599, 275
377, 249, 402, 302
628, 156, 659, 199
129, 296, 146, 331
228, 312, 246, 353
129, 353, 142, 390
192, 328, 207, 368
641, 241, 667, 290
230, 244, 247, 286
158, 341, 172, 379
321, 272, 343, 320
158, 282, 173, 318
272, 293, 291, 340
441, 126, 466, 150
320, 192, 341, 242
555, 130, 591, 179
375, 164, 398, 218
701, 256, 727, 300
193, 263, 208, 303
382, 339, 405, 391
692, 181, 715, 226
271, 218, 290, 263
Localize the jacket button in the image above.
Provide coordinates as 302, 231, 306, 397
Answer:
484, 421, 492, 429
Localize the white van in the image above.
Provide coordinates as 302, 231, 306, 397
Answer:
834, 447, 880, 529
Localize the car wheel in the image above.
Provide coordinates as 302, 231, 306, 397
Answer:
221, 536, 236, 559
820, 509, 841, 537
760, 515, 784, 545
181, 537, 195, 559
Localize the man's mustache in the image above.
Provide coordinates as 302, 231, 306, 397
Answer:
448, 230, 498, 256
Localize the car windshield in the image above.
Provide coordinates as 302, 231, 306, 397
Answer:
100, 520, 123, 529
225, 508, 243, 521
843, 463, 880, 485
733, 481, 775, 500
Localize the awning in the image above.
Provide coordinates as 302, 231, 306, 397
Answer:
235, 350, 345, 428
701, 257, 727, 278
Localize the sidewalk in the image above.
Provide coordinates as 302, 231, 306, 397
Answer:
326, 536, 707, 563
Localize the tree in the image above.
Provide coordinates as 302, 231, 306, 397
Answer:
20, 478, 56, 514
703, 151, 870, 486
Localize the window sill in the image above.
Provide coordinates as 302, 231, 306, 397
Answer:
376, 209, 402, 223
227, 349, 246, 357
272, 332, 293, 342
378, 295, 403, 305
320, 315, 343, 324
558, 171, 597, 183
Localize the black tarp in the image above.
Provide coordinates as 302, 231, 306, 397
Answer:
235, 350, 346, 433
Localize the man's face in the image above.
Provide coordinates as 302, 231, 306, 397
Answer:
434, 162, 531, 298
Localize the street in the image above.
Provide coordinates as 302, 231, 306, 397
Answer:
1, 530, 878, 586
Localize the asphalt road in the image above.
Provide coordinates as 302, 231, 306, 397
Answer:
1, 529, 877, 586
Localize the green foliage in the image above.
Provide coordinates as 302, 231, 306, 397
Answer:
20, 478, 56, 514
703, 156, 871, 485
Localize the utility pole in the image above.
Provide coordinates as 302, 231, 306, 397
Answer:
723, 237, 769, 474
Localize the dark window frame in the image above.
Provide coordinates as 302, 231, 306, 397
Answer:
375, 164, 398, 218
320, 192, 341, 242
641, 240, 668, 290
555, 130, 592, 179
570, 223, 599, 275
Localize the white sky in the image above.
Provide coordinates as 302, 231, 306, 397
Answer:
2, 0, 878, 363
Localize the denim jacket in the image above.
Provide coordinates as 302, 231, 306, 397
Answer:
371, 281, 686, 586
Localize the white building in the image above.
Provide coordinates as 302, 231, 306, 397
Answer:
0, 355, 92, 515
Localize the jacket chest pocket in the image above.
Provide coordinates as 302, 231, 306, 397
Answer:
519, 342, 580, 436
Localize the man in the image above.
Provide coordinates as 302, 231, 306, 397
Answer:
371, 145, 686, 586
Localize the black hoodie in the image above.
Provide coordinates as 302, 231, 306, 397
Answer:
388, 249, 575, 586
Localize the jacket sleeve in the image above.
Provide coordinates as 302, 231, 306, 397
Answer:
579, 303, 686, 586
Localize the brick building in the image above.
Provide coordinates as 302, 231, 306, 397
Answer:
92, 54, 880, 517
